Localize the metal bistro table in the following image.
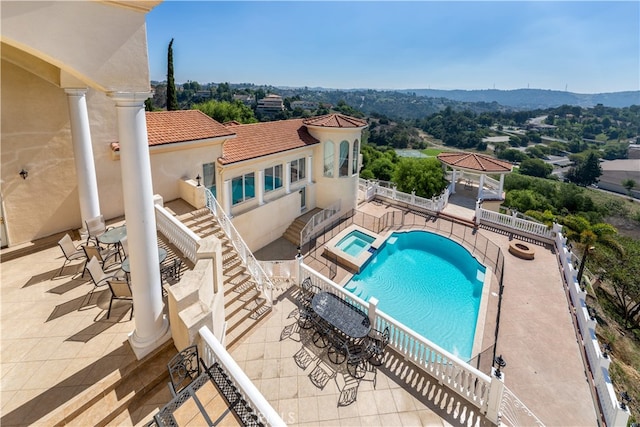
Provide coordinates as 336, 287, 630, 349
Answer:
311, 291, 371, 339
121, 247, 167, 274
97, 225, 127, 246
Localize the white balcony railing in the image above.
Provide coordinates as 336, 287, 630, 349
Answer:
155, 204, 201, 263
204, 189, 275, 304
359, 178, 450, 213
199, 326, 286, 427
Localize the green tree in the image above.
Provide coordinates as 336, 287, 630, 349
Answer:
193, 100, 257, 124
622, 179, 637, 196
519, 158, 553, 178
392, 157, 447, 198
370, 157, 396, 181
166, 38, 179, 111
566, 152, 602, 186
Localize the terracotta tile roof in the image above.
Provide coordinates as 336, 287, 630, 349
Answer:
303, 113, 368, 128
111, 110, 236, 151
219, 119, 319, 165
437, 152, 513, 173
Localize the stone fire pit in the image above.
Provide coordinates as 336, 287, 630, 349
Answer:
509, 240, 535, 260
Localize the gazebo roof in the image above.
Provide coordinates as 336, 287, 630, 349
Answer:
437, 152, 513, 173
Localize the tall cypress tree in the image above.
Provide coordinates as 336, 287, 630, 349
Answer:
166, 38, 178, 111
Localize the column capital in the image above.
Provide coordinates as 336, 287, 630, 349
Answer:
64, 88, 88, 96
108, 91, 152, 106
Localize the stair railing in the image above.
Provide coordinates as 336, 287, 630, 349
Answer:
299, 200, 341, 247
204, 189, 275, 305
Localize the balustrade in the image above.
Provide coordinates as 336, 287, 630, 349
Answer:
199, 326, 286, 427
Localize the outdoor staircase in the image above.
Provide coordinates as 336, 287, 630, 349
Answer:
176, 208, 271, 349
282, 207, 322, 247
39, 339, 176, 426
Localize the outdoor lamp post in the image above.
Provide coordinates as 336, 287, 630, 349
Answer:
576, 246, 595, 286
19, 169, 28, 180
494, 354, 506, 379
196, 174, 201, 187
602, 343, 612, 358
620, 391, 631, 410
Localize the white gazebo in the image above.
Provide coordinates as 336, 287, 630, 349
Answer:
437, 152, 513, 201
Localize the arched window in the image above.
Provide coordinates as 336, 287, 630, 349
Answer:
324, 141, 334, 177
339, 140, 349, 177
351, 139, 359, 175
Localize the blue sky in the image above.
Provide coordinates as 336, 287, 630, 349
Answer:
146, 1, 639, 94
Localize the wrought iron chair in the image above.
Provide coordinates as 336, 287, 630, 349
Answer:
336, 373, 360, 406
167, 344, 202, 397
161, 258, 183, 284
366, 326, 390, 366
106, 279, 133, 320
308, 360, 336, 390
57, 234, 86, 277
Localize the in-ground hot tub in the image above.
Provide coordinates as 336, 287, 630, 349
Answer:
324, 225, 386, 273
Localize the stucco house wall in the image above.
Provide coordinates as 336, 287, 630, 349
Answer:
1, 1, 157, 245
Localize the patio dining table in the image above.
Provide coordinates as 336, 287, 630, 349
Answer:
311, 291, 371, 339
121, 247, 167, 274
97, 225, 126, 245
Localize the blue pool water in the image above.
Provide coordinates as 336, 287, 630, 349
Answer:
336, 230, 376, 257
345, 231, 485, 360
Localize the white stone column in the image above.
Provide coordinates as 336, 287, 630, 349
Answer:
65, 89, 100, 229
306, 155, 313, 184
450, 169, 457, 194
499, 174, 505, 198
478, 174, 486, 200
223, 179, 233, 217
110, 91, 170, 360
285, 161, 291, 193
257, 170, 265, 205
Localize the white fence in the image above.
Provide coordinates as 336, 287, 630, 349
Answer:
475, 204, 556, 243
554, 231, 631, 427
359, 178, 450, 213
199, 326, 286, 427
204, 189, 276, 305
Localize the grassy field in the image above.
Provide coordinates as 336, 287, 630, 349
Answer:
421, 148, 446, 156
585, 187, 640, 218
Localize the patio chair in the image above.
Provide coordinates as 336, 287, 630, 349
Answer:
120, 235, 129, 259
161, 258, 183, 284
167, 344, 202, 397
85, 215, 110, 246
293, 346, 317, 370
308, 360, 336, 390
85, 256, 126, 304
57, 234, 86, 277
344, 341, 369, 379
336, 373, 360, 406
106, 279, 133, 320
365, 326, 390, 366
82, 244, 120, 271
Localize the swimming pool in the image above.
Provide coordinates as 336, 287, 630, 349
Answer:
345, 230, 487, 360
335, 230, 376, 257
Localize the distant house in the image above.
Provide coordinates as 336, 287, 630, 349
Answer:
256, 94, 284, 116
232, 94, 254, 106
291, 100, 318, 111
598, 159, 640, 198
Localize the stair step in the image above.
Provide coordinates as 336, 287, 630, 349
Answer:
38, 340, 175, 427
226, 297, 269, 336
226, 288, 260, 318
225, 305, 273, 349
